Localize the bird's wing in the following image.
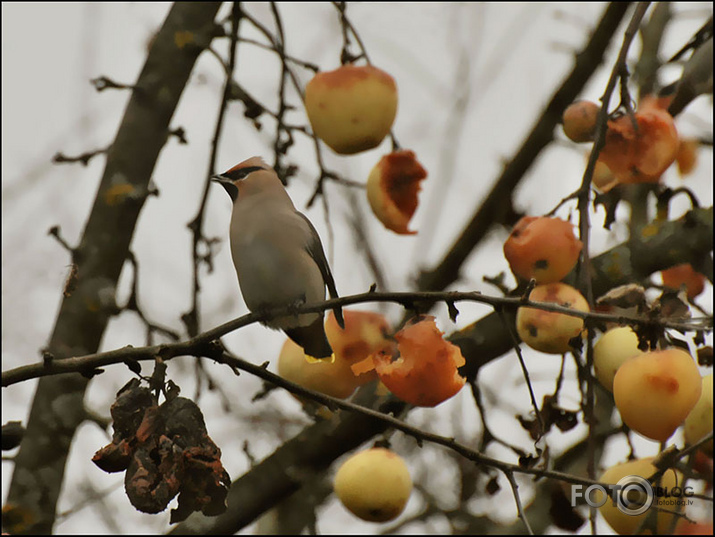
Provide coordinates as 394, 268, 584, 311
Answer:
298, 212, 345, 328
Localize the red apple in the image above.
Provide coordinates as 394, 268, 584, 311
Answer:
598, 95, 679, 186
661, 263, 706, 300
371, 316, 466, 407
503, 216, 582, 284
324, 309, 392, 386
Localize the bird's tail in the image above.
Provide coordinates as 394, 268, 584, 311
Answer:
285, 315, 334, 360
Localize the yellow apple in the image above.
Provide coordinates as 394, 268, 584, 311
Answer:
596, 457, 682, 535
684, 373, 713, 455
593, 327, 644, 392
334, 447, 412, 522
613, 349, 702, 442
305, 64, 397, 154
516, 283, 590, 354
277, 338, 358, 399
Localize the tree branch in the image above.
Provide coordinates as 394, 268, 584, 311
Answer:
4, 4, 222, 533
417, 2, 632, 292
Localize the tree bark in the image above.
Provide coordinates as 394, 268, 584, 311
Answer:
417, 1, 632, 292
5, 3, 222, 533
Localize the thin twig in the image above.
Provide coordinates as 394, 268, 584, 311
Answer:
3, 288, 710, 387
570, 5, 651, 534
502, 469, 535, 535
497, 308, 546, 440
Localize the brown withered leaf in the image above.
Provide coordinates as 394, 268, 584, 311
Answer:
596, 283, 647, 315
697, 346, 713, 367
485, 476, 501, 496
93, 381, 230, 522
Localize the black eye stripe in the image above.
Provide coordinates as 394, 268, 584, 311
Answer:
224, 165, 265, 181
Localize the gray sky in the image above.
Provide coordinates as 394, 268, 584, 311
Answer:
2, 3, 712, 534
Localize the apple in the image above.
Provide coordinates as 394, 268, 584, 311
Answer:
503, 216, 583, 284
278, 310, 394, 399
591, 159, 618, 192
334, 447, 412, 522
676, 520, 715, 535
598, 95, 679, 186
684, 373, 713, 455
277, 338, 359, 399
562, 100, 600, 143
596, 457, 682, 535
324, 310, 392, 386
366, 150, 427, 235
516, 283, 590, 354
593, 327, 644, 392
661, 263, 706, 300
613, 349, 702, 442
305, 64, 397, 154
371, 316, 466, 407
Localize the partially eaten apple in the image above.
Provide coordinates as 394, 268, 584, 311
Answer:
371, 316, 466, 407
366, 150, 427, 235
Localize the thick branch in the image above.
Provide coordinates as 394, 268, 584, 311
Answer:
3, 285, 709, 388
4, 4, 222, 534
417, 2, 632, 292
3, 205, 711, 532
174, 205, 712, 534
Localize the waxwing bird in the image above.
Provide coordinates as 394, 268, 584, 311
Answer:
213, 157, 344, 359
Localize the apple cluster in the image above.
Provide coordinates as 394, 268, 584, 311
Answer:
559, 94, 712, 534
297, 62, 712, 531
278, 312, 466, 409
304, 63, 428, 235
561, 95, 692, 191
502, 215, 589, 356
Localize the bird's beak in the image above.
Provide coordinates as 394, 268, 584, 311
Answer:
212, 175, 238, 202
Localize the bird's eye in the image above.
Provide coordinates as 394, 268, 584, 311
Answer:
227, 165, 264, 181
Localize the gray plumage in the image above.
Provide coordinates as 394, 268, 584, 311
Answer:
213, 157, 343, 359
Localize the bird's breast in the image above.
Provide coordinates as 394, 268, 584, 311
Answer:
228, 211, 325, 322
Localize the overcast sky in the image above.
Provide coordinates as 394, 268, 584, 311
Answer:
2, 3, 712, 534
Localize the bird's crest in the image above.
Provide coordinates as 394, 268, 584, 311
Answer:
225, 156, 268, 175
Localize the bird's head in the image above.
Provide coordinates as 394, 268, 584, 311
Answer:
212, 156, 273, 202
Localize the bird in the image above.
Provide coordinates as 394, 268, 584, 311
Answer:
661, 16, 713, 117
212, 156, 344, 360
